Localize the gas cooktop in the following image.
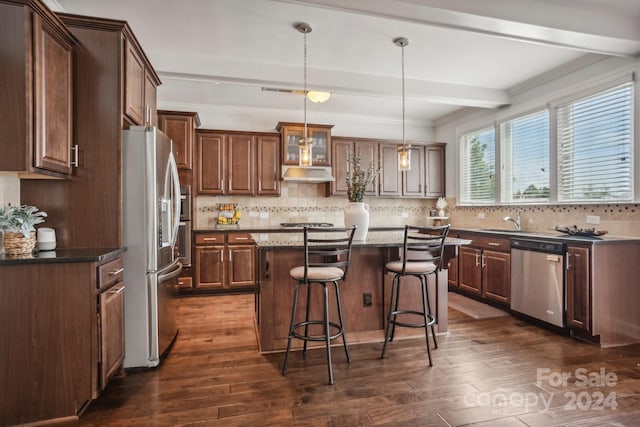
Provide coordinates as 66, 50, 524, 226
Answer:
279, 222, 334, 228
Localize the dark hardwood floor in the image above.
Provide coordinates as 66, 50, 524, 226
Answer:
75, 294, 640, 426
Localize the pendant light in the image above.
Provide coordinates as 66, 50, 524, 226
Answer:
296, 22, 313, 167
395, 37, 411, 171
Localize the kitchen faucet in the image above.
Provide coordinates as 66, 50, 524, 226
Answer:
502, 210, 522, 231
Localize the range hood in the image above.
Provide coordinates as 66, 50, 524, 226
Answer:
281, 165, 335, 183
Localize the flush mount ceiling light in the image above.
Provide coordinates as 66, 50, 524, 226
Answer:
260, 88, 332, 104
296, 22, 315, 167
395, 37, 411, 171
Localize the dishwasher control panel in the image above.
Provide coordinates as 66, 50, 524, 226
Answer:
511, 238, 565, 254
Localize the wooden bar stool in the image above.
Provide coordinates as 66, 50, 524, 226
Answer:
281, 226, 357, 385
380, 224, 450, 366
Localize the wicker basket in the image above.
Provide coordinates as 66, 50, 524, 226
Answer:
3, 231, 37, 255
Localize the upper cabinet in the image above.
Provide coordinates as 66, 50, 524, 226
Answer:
124, 37, 160, 127
380, 142, 446, 198
158, 110, 201, 170
0, 0, 76, 178
277, 122, 333, 166
196, 130, 280, 196
332, 137, 378, 197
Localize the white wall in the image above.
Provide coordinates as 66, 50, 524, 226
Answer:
0, 177, 20, 207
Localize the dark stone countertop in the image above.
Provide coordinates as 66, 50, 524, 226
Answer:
0, 247, 126, 266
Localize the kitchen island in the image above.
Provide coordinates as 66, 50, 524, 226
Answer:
252, 230, 470, 353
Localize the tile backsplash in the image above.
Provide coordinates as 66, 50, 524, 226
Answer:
196, 188, 640, 238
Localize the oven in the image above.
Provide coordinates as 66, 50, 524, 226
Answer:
177, 221, 191, 267
180, 185, 191, 221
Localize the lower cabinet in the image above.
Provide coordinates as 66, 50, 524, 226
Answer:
194, 232, 256, 291
456, 232, 511, 306
566, 244, 591, 332
0, 251, 125, 426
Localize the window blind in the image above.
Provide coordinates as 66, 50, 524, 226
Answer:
460, 127, 495, 204
557, 83, 633, 202
500, 110, 550, 203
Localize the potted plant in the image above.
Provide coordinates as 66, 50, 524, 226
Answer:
344, 150, 380, 240
0, 204, 47, 255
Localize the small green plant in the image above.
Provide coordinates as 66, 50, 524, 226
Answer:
346, 150, 380, 203
0, 204, 47, 238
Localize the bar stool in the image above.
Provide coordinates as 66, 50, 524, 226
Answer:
380, 224, 450, 366
281, 225, 357, 385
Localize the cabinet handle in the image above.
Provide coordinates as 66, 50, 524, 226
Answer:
488, 242, 501, 247
221, 251, 224, 262
258, 180, 262, 191
229, 250, 233, 262
228, 179, 231, 192
220, 180, 224, 191
108, 285, 125, 294
203, 237, 218, 241
475, 253, 480, 267
234, 237, 249, 240
109, 267, 125, 276
481, 254, 486, 268
70, 145, 79, 167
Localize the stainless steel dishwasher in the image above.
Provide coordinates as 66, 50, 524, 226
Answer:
510, 237, 566, 327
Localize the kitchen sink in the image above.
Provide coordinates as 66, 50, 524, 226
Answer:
480, 228, 526, 233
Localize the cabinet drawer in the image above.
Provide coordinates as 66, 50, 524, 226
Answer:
98, 257, 124, 290
195, 233, 225, 245
471, 236, 511, 251
228, 233, 254, 244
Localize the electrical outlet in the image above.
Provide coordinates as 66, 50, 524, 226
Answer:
249, 211, 259, 217
362, 293, 372, 307
259, 212, 269, 219
478, 212, 486, 219
401, 212, 409, 218
586, 215, 600, 225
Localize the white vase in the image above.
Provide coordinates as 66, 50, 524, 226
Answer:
437, 209, 446, 217
344, 202, 370, 241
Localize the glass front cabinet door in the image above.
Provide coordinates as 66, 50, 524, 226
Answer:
277, 122, 333, 166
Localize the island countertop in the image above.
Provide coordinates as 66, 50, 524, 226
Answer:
252, 229, 471, 249
0, 247, 125, 266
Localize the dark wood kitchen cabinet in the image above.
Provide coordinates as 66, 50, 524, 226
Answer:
158, 110, 201, 171
21, 13, 160, 249
0, 250, 124, 426
379, 142, 445, 198
277, 122, 333, 166
194, 232, 256, 291
456, 232, 511, 306
124, 37, 160, 127
566, 244, 591, 332
196, 130, 280, 196
0, 0, 75, 178
332, 137, 378, 196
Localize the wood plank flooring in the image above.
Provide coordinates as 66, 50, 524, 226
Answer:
75, 294, 640, 426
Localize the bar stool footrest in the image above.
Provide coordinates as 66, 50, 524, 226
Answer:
291, 320, 345, 342
389, 309, 436, 328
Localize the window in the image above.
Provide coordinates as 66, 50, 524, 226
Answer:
460, 127, 495, 204
500, 110, 550, 203
557, 83, 633, 202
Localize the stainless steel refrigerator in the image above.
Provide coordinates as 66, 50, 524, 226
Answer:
123, 126, 182, 368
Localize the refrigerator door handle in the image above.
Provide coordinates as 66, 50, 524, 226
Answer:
167, 151, 181, 250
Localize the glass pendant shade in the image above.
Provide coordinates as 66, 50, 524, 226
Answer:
397, 145, 411, 171
299, 137, 313, 166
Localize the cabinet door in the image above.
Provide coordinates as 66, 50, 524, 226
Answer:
331, 138, 352, 195
99, 283, 125, 390
256, 135, 280, 195
281, 125, 331, 166
144, 70, 157, 127
482, 250, 511, 305
160, 114, 193, 170
33, 14, 73, 175
356, 140, 379, 196
228, 245, 256, 287
458, 246, 482, 295
195, 246, 225, 288
566, 246, 591, 331
425, 145, 445, 197
227, 134, 254, 195
447, 256, 458, 287
196, 132, 225, 194
379, 144, 401, 196
403, 146, 425, 197
124, 38, 145, 126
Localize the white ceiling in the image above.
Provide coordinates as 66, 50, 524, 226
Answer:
52, 0, 640, 125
